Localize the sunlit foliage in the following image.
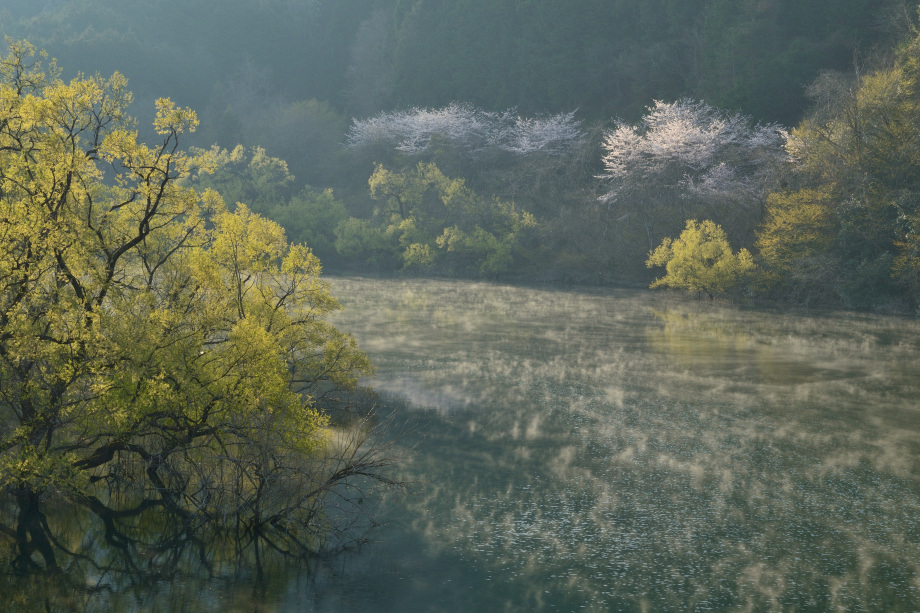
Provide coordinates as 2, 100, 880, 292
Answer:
336, 162, 535, 275
0, 41, 386, 573
758, 10, 920, 307
755, 188, 837, 299
647, 220, 755, 299
189, 145, 348, 259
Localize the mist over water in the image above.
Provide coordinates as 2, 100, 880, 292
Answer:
16, 277, 915, 611
323, 277, 920, 612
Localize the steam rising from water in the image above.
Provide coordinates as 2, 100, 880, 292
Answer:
330, 278, 920, 611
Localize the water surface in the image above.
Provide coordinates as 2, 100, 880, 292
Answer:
321, 277, 920, 612
11, 277, 919, 612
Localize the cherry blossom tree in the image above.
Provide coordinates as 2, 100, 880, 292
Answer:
598, 99, 786, 250
492, 110, 584, 155
345, 103, 583, 156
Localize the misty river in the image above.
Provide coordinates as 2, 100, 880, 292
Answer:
10, 277, 920, 612
313, 277, 920, 612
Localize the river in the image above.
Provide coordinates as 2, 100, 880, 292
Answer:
8, 277, 920, 611
312, 277, 920, 612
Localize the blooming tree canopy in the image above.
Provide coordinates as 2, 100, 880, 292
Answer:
598, 99, 787, 250
600, 99, 786, 204
346, 102, 583, 156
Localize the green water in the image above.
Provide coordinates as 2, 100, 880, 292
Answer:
322, 277, 920, 612
7, 277, 920, 611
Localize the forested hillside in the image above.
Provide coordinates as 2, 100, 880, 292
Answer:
3, 0, 902, 125
2, 0, 919, 310
386, 0, 900, 124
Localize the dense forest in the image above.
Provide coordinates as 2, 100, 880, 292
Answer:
3, 0, 902, 123
2, 0, 919, 311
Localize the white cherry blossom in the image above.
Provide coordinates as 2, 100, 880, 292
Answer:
346, 103, 583, 156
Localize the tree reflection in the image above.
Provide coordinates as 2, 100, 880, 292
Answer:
0, 408, 403, 612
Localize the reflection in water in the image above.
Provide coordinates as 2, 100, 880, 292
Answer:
328, 278, 920, 612
7, 277, 917, 610
0, 413, 398, 613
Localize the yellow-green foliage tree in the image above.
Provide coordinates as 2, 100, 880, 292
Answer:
647, 220, 755, 299
339, 162, 535, 274
190, 143, 295, 215
0, 41, 383, 573
763, 16, 920, 307
755, 187, 838, 299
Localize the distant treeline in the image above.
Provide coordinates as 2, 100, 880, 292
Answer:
3, 0, 920, 311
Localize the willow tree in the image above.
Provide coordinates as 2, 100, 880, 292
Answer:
0, 41, 385, 574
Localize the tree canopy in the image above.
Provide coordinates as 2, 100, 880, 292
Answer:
4, 3, 919, 308
1, 0, 901, 132
753, 14, 920, 308
334, 162, 536, 275
596, 99, 785, 277
647, 219, 755, 299
0, 41, 387, 574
